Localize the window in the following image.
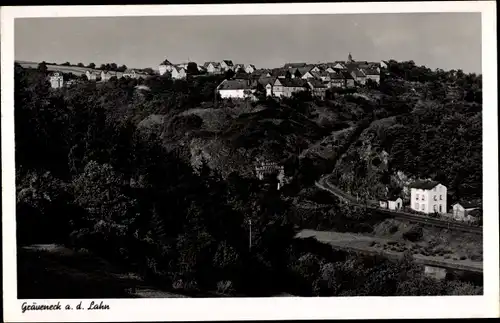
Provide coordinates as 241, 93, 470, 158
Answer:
433, 205, 438, 212
415, 203, 419, 209
439, 195, 442, 200
433, 187, 437, 192
422, 195, 425, 201
433, 195, 437, 201
439, 205, 443, 213
416, 194, 419, 200
421, 204, 425, 211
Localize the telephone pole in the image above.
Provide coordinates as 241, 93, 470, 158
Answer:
248, 219, 252, 251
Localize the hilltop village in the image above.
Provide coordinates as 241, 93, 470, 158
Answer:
45, 53, 383, 99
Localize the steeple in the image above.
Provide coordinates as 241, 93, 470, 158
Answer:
348, 52, 353, 62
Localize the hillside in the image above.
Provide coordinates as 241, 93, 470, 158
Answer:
14, 59, 483, 297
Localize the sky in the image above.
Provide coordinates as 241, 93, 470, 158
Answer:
15, 12, 482, 73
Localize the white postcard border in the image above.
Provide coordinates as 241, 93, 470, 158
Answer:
2, 2, 498, 321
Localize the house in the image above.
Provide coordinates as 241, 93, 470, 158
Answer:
380, 60, 389, 69
349, 68, 367, 85
301, 70, 316, 80
451, 202, 480, 222
101, 70, 118, 82
233, 64, 244, 73
341, 71, 356, 88
123, 69, 138, 78
217, 78, 255, 99
204, 62, 222, 74
245, 64, 256, 74
171, 66, 187, 80
271, 68, 289, 79
284, 63, 307, 69
272, 78, 308, 98
307, 79, 328, 99
85, 70, 99, 81
329, 72, 346, 88
379, 197, 403, 211
363, 68, 381, 84
250, 69, 272, 79
409, 180, 447, 214
159, 59, 174, 76
220, 60, 234, 71
332, 62, 347, 70
255, 158, 285, 190
49, 72, 64, 89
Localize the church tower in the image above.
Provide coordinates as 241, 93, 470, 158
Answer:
348, 52, 353, 63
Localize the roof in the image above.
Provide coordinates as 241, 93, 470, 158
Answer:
204, 62, 221, 68
297, 66, 313, 75
341, 71, 354, 79
217, 79, 251, 90
363, 68, 380, 75
258, 76, 277, 86
275, 78, 308, 88
160, 59, 172, 65
307, 79, 328, 88
284, 63, 307, 68
124, 69, 136, 73
246, 64, 256, 69
329, 72, 345, 79
409, 180, 440, 190
351, 69, 366, 77
222, 60, 234, 66
454, 202, 480, 209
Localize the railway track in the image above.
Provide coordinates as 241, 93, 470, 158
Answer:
315, 175, 483, 235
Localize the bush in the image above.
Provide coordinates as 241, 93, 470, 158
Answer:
403, 226, 423, 242
389, 225, 399, 234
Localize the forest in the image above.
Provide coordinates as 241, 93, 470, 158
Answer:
15, 60, 482, 297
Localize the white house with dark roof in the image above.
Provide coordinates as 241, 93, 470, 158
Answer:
101, 70, 119, 82
245, 64, 256, 74
204, 62, 222, 74
272, 78, 308, 98
216, 79, 255, 99
220, 60, 234, 71
171, 66, 187, 80
159, 59, 174, 76
409, 180, 447, 214
349, 68, 367, 85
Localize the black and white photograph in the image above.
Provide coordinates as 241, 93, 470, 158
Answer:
1, 2, 498, 321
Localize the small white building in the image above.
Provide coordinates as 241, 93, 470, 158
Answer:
451, 202, 480, 222
171, 66, 187, 80
49, 72, 64, 89
217, 79, 255, 99
101, 70, 118, 82
123, 69, 138, 78
85, 70, 99, 81
245, 64, 256, 74
409, 181, 447, 214
379, 197, 403, 211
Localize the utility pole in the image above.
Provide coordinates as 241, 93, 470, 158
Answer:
248, 219, 252, 251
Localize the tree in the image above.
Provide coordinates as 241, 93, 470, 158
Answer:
100, 64, 106, 70
224, 69, 235, 80
110, 63, 118, 71
37, 61, 48, 73
187, 62, 199, 76
118, 65, 128, 72
87, 63, 96, 69
62, 62, 71, 66
77, 63, 85, 67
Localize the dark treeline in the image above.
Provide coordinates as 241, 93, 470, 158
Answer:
15, 60, 482, 297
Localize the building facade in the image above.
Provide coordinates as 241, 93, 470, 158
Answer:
49, 72, 64, 89
409, 181, 447, 214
